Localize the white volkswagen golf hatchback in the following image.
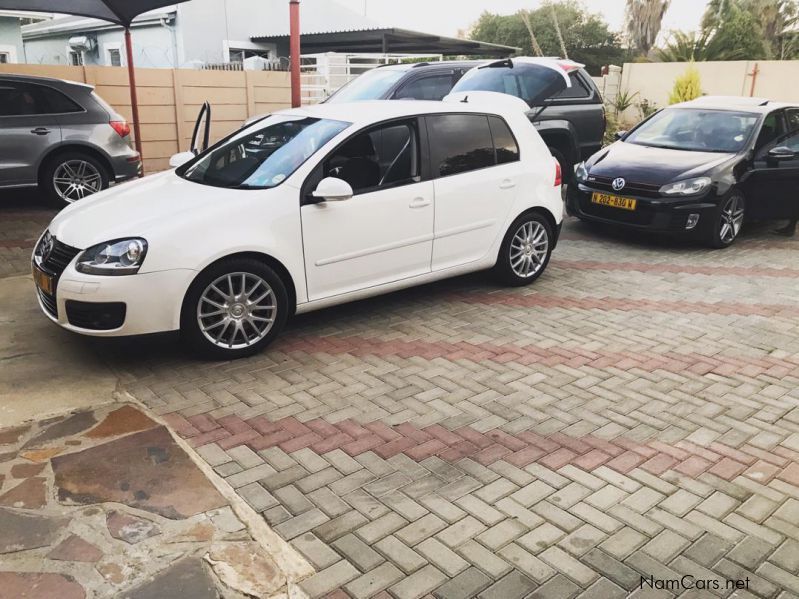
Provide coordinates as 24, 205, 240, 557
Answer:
33, 94, 563, 359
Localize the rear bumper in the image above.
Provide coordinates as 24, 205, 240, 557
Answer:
110, 151, 142, 182
565, 184, 718, 234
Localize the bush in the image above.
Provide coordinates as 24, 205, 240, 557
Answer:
669, 65, 702, 104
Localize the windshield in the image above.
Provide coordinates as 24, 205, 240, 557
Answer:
180, 115, 350, 189
326, 68, 409, 103
625, 108, 759, 153
452, 63, 567, 107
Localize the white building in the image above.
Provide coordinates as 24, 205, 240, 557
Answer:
0, 10, 50, 64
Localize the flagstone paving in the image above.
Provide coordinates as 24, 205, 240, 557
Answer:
5, 199, 799, 597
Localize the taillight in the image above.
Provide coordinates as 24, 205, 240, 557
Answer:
110, 120, 131, 138
554, 160, 562, 187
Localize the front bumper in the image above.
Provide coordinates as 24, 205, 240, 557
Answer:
35, 264, 196, 337
565, 184, 717, 234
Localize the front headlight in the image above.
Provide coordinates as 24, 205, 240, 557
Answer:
659, 177, 712, 196
75, 238, 148, 276
574, 161, 588, 182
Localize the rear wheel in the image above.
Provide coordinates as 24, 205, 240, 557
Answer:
41, 151, 109, 208
181, 258, 289, 359
493, 212, 553, 286
707, 191, 745, 248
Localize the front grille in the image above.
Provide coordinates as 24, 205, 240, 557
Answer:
41, 239, 81, 276
585, 176, 662, 199
65, 301, 126, 330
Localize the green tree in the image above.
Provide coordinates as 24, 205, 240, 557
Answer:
669, 65, 702, 104
625, 0, 671, 56
469, 1, 627, 75
658, 29, 747, 61
702, 0, 797, 58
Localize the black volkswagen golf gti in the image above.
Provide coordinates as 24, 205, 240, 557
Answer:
566, 96, 799, 247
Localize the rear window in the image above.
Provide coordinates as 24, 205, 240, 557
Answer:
326, 68, 408, 103
452, 63, 567, 107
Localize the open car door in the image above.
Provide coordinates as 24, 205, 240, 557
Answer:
169, 101, 211, 168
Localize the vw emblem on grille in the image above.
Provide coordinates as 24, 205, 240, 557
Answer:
612, 177, 626, 191
37, 232, 53, 264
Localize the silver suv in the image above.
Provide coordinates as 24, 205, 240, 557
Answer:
0, 73, 141, 206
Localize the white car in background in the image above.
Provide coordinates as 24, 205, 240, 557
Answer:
33, 94, 563, 359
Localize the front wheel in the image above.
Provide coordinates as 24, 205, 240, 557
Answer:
707, 192, 745, 249
181, 258, 289, 359
493, 213, 554, 286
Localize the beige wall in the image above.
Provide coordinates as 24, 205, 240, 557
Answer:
619, 60, 799, 123
0, 64, 291, 173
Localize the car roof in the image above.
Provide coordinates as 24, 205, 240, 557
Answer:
275, 99, 525, 127
675, 96, 796, 114
0, 72, 92, 91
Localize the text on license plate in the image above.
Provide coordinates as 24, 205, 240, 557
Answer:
33, 267, 54, 295
591, 192, 637, 211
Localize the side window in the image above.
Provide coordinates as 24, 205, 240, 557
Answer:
488, 116, 520, 164
0, 83, 41, 116
39, 86, 83, 113
786, 109, 799, 134
428, 114, 495, 177
782, 132, 799, 152
553, 74, 591, 100
326, 120, 419, 194
755, 111, 786, 150
394, 75, 454, 101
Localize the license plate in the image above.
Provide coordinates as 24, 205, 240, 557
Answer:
33, 266, 54, 295
591, 192, 637, 211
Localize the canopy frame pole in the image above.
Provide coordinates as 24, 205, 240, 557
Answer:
289, 0, 301, 108
124, 27, 144, 175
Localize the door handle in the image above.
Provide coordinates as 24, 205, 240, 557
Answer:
409, 197, 431, 209
31, 128, 51, 136
500, 180, 516, 190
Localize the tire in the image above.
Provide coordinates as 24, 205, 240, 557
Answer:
493, 212, 554, 286
550, 148, 572, 184
41, 151, 110, 208
706, 191, 745, 249
181, 258, 289, 360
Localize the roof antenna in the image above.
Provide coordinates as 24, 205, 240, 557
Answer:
461, 95, 469, 103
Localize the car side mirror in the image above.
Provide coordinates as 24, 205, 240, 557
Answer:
169, 151, 196, 169
312, 177, 354, 202
615, 130, 627, 141
768, 146, 795, 163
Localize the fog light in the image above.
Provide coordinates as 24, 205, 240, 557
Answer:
686, 214, 700, 230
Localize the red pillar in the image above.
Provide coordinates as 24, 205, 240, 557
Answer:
124, 28, 144, 175
289, 0, 301, 107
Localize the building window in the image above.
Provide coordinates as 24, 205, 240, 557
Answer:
69, 51, 83, 66
0, 53, 9, 64
108, 48, 122, 67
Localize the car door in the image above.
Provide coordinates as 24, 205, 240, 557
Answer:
428, 113, 521, 271
742, 109, 795, 220
0, 80, 63, 186
301, 118, 434, 300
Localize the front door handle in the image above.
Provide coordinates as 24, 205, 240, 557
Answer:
31, 128, 51, 136
409, 197, 431, 209
500, 179, 516, 190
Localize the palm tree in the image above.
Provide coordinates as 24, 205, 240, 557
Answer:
518, 10, 544, 56
702, 0, 799, 58
625, 0, 671, 55
657, 29, 746, 61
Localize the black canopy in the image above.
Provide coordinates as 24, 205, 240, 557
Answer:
0, 0, 187, 27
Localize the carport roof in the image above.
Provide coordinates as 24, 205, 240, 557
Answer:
252, 27, 519, 57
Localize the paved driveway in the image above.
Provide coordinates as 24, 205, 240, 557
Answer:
4, 194, 799, 599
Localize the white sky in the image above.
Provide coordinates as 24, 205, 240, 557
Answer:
336, 0, 708, 39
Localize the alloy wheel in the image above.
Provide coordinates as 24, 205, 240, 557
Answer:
53, 160, 103, 202
719, 195, 745, 244
510, 220, 549, 278
197, 272, 277, 350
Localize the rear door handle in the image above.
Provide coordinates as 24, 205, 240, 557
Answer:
31, 128, 51, 136
500, 180, 516, 190
409, 197, 431, 209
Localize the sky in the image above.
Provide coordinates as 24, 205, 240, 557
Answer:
336, 0, 709, 40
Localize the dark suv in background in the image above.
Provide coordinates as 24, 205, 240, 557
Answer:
325, 58, 606, 179
0, 73, 141, 206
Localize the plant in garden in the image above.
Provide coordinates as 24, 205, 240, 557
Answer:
610, 89, 639, 116
637, 98, 659, 120
668, 65, 702, 104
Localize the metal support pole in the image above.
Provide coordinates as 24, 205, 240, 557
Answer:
124, 28, 144, 175
289, 0, 301, 108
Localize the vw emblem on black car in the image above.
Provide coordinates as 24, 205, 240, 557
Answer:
612, 178, 626, 191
